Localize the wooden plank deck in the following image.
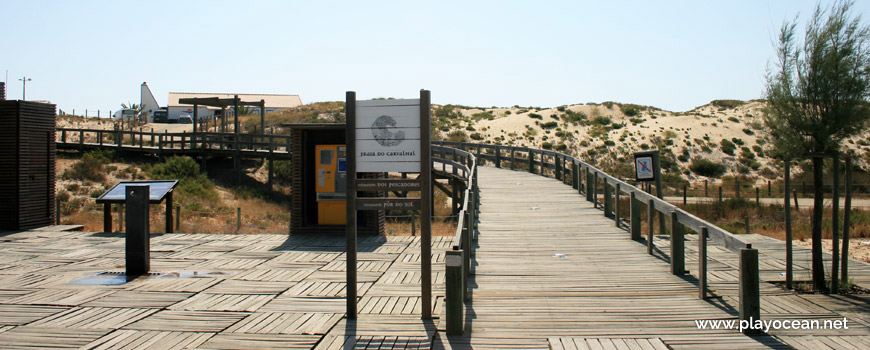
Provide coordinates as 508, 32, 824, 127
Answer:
4, 164, 870, 348
0, 230, 446, 349
434, 166, 792, 349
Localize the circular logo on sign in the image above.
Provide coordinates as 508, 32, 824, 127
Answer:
371, 115, 405, 147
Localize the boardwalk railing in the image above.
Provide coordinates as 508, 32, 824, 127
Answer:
433, 145, 478, 336
57, 128, 292, 155
434, 141, 761, 335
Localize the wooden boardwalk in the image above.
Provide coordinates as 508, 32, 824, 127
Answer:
434, 166, 868, 349
4, 165, 870, 348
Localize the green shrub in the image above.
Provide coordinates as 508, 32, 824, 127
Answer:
690, 158, 726, 177
465, 125, 475, 131
542, 142, 553, 150
271, 160, 292, 185
62, 150, 114, 182
472, 112, 494, 120
150, 156, 220, 210
640, 143, 650, 150
556, 106, 566, 112
562, 110, 587, 124
591, 116, 611, 125
621, 105, 640, 116
555, 144, 567, 151
720, 139, 736, 155
56, 189, 71, 202
711, 100, 745, 109
611, 123, 624, 130
742, 128, 755, 135
604, 140, 615, 146
629, 117, 644, 124
541, 121, 558, 129
470, 132, 484, 141
447, 130, 468, 142
528, 113, 543, 120
731, 137, 744, 146
728, 116, 740, 122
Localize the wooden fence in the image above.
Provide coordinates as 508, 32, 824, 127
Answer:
432, 145, 478, 336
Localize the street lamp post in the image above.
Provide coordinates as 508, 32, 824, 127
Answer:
19, 76, 31, 100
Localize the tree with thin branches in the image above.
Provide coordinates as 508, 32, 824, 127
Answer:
764, 0, 870, 291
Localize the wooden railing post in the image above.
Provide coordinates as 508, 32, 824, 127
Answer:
509, 147, 516, 170
528, 149, 534, 173
647, 199, 655, 255
560, 155, 568, 184
572, 162, 579, 190
604, 181, 613, 218
740, 244, 761, 335
555, 154, 562, 180
614, 184, 621, 227
495, 146, 501, 168
670, 211, 685, 275
592, 172, 599, 208
586, 168, 594, 202
630, 192, 641, 240
445, 249, 464, 335
699, 226, 708, 299
236, 207, 241, 232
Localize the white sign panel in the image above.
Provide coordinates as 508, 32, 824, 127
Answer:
355, 99, 422, 173
635, 156, 654, 180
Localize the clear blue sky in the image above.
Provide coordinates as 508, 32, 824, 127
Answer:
3, 0, 868, 114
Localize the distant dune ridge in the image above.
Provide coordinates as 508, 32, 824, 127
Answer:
433, 100, 869, 183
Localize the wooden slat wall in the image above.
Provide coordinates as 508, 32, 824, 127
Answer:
290, 128, 304, 234
0, 101, 19, 229
0, 100, 56, 230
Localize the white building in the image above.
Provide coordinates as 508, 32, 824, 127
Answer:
167, 92, 303, 121
138, 83, 303, 123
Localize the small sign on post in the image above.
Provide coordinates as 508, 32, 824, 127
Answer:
633, 151, 658, 182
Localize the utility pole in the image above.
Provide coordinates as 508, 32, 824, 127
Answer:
19, 76, 31, 100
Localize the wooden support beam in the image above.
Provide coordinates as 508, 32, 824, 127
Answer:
740, 244, 761, 335
125, 185, 150, 276
670, 211, 685, 275
445, 249, 464, 335
699, 226, 708, 299
630, 192, 641, 240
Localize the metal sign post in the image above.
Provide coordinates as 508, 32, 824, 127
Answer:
346, 90, 432, 320
634, 150, 665, 234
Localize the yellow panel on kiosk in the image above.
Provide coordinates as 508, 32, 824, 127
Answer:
316, 145, 347, 225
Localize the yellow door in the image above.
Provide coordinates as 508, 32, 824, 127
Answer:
316, 145, 346, 225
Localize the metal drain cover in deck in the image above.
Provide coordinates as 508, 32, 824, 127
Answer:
69, 270, 228, 286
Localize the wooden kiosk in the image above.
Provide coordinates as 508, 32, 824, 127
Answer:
285, 124, 384, 235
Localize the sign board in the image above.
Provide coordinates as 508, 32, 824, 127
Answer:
96, 180, 178, 204
357, 179, 422, 191
356, 198, 421, 210
345, 90, 432, 320
355, 99, 422, 173
633, 151, 659, 182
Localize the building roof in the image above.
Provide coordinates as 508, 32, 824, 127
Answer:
168, 92, 302, 108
